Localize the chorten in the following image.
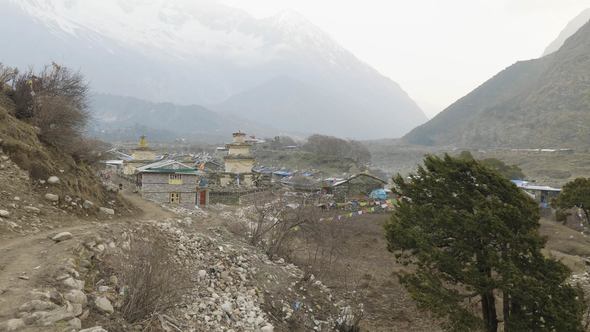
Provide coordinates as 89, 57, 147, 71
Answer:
224, 132, 255, 173
131, 135, 157, 161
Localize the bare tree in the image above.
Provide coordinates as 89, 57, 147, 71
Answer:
11, 63, 89, 151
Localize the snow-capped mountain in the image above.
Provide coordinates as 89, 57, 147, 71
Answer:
0, 0, 427, 139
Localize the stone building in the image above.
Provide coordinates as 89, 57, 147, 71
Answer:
137, 160, 209, 208
324, 173, 387, 202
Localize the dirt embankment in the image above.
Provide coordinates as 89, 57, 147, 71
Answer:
0, 98, 132, 220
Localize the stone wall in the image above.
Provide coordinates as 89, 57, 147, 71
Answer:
141, 173, 197, 208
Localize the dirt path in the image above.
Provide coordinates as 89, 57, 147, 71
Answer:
0, 190, 172, 322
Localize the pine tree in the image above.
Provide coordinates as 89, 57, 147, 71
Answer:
553, 177, 590, 225
385, 154, 585, 331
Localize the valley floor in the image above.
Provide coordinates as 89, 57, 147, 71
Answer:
2, 158, 590, 331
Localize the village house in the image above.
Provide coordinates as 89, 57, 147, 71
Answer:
324, 173, 387, 202
137, 160, 209, 209
511, 180, 561, 208
123, 136, 160, 176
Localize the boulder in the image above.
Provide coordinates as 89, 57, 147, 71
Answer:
261, 325, 274, 332
23, 206, 40, 214
83, 200, 94, 209
62, 277, 84, 290
64, 289, 87, 305
0, 210, 9, 218
68, 317, 82, 330
47, 176, 60, 184
51, 232, 73, 242
19, 300, 57, 312
99, 207, 115, 215
95, 297, 114, 314
44, 193, 59, 202
37, 305, 76, 325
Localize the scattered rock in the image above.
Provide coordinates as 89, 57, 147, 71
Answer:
109, 275, 118, 286
261, 325, 274, 332
68, 317, 82, 330
79, 327, 108, 332
51, 232, 73, 242
23, 206, 40, 214
1, 318, 25, 331
83, 200, 94, 209
221, 302, 233, 314
99, 207, 115, 215
0, 210, 9, 218
64, 289, 87, 305
44, 193, 59, 202
63, 277, 85, 290
47, 176, 60, 184
97, 286, 110, 293
19, 300, 57, 312
95, 296, 114, 314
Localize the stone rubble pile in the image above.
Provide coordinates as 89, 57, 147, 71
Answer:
161, 204, 208, 218
150, 219, 275, 331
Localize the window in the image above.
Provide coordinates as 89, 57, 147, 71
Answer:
169, 174, 183, 185
170, 192, 180, 204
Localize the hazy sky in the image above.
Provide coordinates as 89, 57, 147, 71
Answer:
220, 0, 589, 117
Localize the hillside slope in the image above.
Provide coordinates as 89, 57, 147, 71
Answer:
0, 0, 427, 139
0, 91, 129, 216
404, 21, 590, 148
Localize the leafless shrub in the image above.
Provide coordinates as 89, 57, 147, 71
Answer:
246, 191, 320, 259
11, 63, 89, 151
0, 63, 18, 88
70, 138, 110, 164
114, 233, 189, 325
31, 95, 89, 151
290, 214, 345, 281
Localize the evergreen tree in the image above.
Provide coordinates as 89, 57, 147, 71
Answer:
553, 177, 590, 225
385, 154, 585, 331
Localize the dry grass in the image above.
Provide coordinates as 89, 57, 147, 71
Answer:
287, 212, 441, 332
540, 218, 590, 272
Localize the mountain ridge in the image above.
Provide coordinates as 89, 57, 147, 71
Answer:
1, 0, 427, 139
543, 8, 590, 56
404, 20, 590, 148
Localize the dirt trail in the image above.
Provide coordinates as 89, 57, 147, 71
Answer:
0, 189, 172, 321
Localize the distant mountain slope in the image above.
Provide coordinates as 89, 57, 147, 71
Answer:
543, 8, 590, 56
0, 0, 426, 139
404, 21, 590, 148
88, 94, 274, 143
215, 75, 424, 138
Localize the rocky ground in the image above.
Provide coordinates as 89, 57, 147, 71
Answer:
0, 147, 349, 331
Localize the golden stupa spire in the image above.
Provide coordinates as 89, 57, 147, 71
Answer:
139, 135, 148, 148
